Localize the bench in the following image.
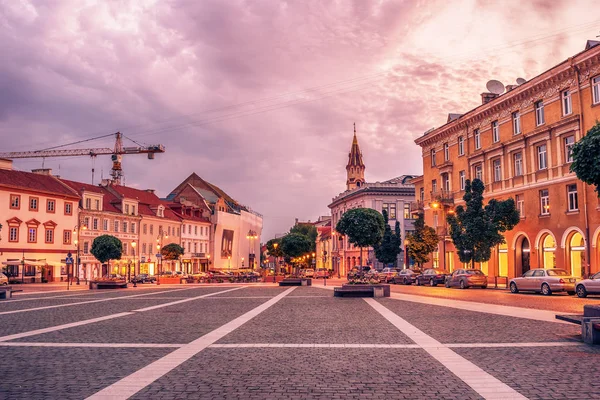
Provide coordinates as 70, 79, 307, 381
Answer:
279, 278, 312, 287
0, 286, 24, 300
556, 305, 600, 345
89, 281, 128, 290
333, 284, 390, 298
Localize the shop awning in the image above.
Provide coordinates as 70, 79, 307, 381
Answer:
1, 259, 48, 266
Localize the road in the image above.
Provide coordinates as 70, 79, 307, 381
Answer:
0, 282, 598, 399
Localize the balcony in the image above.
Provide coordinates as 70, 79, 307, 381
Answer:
430, 190, 454, 205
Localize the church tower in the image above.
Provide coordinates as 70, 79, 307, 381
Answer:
346, 123, 366, 190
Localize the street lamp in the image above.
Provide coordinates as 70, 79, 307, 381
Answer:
155, 231, 168, 285
131, 241, 137, 286
272, 242, 279, 283
241, 257, 245, 269
156, 243, 161, 285
72, 222, 87, 285
246, 230, 258, 270
228, 255, 231, 273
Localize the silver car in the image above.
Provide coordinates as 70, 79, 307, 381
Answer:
575, 271, 600, 298
0, 273, 8, 285
509, 268, 576, 296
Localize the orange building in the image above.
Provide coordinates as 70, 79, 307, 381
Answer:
413, 40, 600, 280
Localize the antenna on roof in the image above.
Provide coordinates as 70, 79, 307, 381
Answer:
486, 80, 505, 95
516, 77, 526, 85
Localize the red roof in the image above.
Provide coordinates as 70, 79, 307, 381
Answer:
0, 169, 79, 198
108, 184, 180, 221
60, 179, 105, 194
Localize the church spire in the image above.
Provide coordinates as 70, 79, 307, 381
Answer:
346, 123, 365, 190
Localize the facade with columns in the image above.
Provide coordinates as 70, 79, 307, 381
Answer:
412, 40, 600, 279
328, 126, 416, 276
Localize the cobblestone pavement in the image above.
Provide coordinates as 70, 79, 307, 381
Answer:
0, 283, 598, 400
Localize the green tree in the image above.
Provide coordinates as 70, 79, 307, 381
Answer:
571, 122, 600, 192
266, 238, 285, 258
447, 179, 520, 266
336, 208, 385, 266
280, 233, 312, 259
374, 210, 402, 266
406, 212, 439, 268
90, 235, 123, 271
161, 243, 184, 261
289, 224, 317, 252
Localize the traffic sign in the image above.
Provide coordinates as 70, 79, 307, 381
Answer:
65, 257, 74, 265
155, 254, 162, 258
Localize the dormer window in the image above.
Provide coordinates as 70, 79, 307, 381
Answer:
157, 206, 164, 217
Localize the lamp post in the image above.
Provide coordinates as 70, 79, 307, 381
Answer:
272, 242, 279, 283
72, 222, 87, 285
131, 241, 137, 287
246, 230, 258, 270
206, 254, 211, 272
404, 239, 410, 269
156, 231, 168, 285
228, 255, 231, 273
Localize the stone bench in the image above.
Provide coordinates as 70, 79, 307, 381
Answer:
333, 284, 390, 298
0, 286, 23, 300
556, 305, 600, 345
89, 281, 128, 290
279, 278, 312, 287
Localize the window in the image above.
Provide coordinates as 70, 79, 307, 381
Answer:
122, 221, 128, 233
567, 184, 578, 211
535, 101, 545, 126
459, 171, 466, 190
513, 153, 523, 177
443, 143, 449, 161
103, 219, 109, 231
84, 217, 90, 229
404, 203, 410, 219
114, 220, 120, 233
64, 202, 72, 215
493, 159, 502, 182
92, 218, 98, 230
94, 199, 100, 210
47, 199, 55, 213
168, 226, 172, 236
122, 243, 127, 256
142, 243, 147, 254
564, 136, 575, 163
9, 227, 18, 242
45, 229, 54, 243
125, 204, 130, 214
188, 225, 191, 234
442, 173, 450, 191
28, 227, 37, 243
474, 129, 481, 150
419, 187, 424, 202
474, 164, 483, 181
389, 204, 396, 219
433, 213, 438, 227
84, 242, 89, 254
29, 197, 38, 211
63, 230, 71, 244
131, 223, 136, 234
431, 180, 437, 194
492, 121, 499, 143
458, 136, 464, 156
195, 226, 198, 235
537, 144, 547, 170
515, 194, 524, 217
150, 224, 154, 235
85, 198, 91, 210
562, 90, 572, 115
143, 224, 147, 234
540, 189, 550, 215
10, 194, 20, 209
593, 76, 600, 104
431, 149, 436, 166
194, 243, 198, 253
512, 112, 521, 134
132, 206, 136, 215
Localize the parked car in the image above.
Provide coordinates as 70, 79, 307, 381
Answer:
102, 274, 124, 280
509, 268, 576, 295
298, 269, 306, 277
315, 268, 329, 278
416, 268, 450, 287
303, 268, 315, 278
393, 269, 421, 285
0, 272, 8, 285
209, 270, 233, 280
379, 268, 399, 283
575, 272, 600, 298
445, 269, 488, 289
172, 271, 188, 278
131, 274, 156, 284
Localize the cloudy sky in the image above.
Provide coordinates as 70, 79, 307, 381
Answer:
1, 0, 599, 239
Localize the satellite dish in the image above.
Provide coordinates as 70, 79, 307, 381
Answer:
516, 77, 526, 85
486, 80, 505, 95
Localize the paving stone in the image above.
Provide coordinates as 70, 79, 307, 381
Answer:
377, 298, 581, 343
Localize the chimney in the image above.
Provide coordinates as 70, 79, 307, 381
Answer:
31, 168, 52, 175
505, 84, 518, 92
480, 92, 499, 105
145, 189, 155, 194
0, 158, 13, 170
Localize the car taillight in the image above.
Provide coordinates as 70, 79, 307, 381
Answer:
559, 279, 565, 284
436, 275, 442, 278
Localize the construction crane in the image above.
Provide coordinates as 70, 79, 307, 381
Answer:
0, 132, 165, 185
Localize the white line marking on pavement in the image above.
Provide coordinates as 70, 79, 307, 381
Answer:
208, 341, 580, 349
388, 292, 569, 324
0, 287, 213, 315
0, 342, 184, 348
0, 287, 245, 342
131, 287, 245, 312
365, 298, 528, 400
86, 287, 297, 400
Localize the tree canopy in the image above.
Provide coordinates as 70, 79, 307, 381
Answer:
289, 224, 317, 252
571, 123, 600, 192
374, 210, 402, 266
406, 212, 439, 268
280, 233, 312, 258
161, 243, 184, 261
90, 235, 123, 264
335, 208, 385, 249
447, 179, 520, 265
266, 238, 285, 258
